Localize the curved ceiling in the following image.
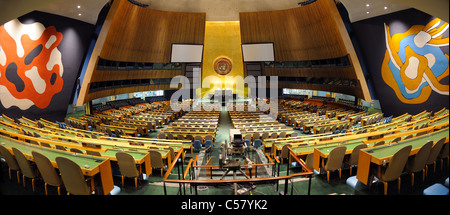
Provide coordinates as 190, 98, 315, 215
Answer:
33, 0, 411, 24
4, 0, 449, 25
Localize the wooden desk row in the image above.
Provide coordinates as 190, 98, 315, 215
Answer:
356, 127, 449, 185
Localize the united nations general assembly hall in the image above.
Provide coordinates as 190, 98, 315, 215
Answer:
0, 0, 448, 198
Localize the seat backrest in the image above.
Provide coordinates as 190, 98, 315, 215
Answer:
194, 136, 202, 141
12, 147, 37, 178
0, 145, 20, 171
56, 157, 91, 195
115, 152, 139, 178
205, 140, 213, 148
137, 126, 144, 135
253, 132, 260, 140
427, 137, 446, 165
305, 153, 314, 171
318, 127, 324, 134
348, 144, 368, 166
70, 148, 84, 154
177, 134, 184, 140
253, 139, 262, 148
158, 133, 165, 139
403, 134, 413, 140
106, 128, 113, 136
270, 133, 278, 139
281, 144, 292, 159
149, 150, 164, 168
438, 141, 449, 159
40, 142, 51, 148
279, 132, 286, 138
205, 135, 213, 141
32, 151, 62, 186
193, 140, 202, 149
383, 145, 412, 182
243, 139, 251, 147
374, 141, 385, 147
416, 131, 427, 137
186, 134, 194, 141
331, 125, 337, 133
244, 134, 252, 141
86, 150, 101, 156
391, 137, 402, 144
409, 141, 433, 172
290, 132, 298, 137
261, 132, 269, 140
324, 145, 347, 171
168, 147, 175, 163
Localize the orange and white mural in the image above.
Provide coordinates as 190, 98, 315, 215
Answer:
381, 18, 449, 104
0, 19, 64, 110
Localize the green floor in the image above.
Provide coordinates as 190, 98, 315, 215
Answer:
1, 108, 448, 195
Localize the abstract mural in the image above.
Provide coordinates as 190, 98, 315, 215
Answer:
381, 18, 449, 104
0, 19, 64, 110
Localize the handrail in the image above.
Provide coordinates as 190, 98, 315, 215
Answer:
163, 147, 313, 185
265, 153, 274, 164
289, 147, 312, 173
163, 148, 184, 180
183, 158, 193, 180
193, 154, 199, 166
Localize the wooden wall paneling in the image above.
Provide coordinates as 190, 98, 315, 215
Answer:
240, 0, 372, 101
100, 1, 205, 63
76, 0, 121, 106
240, 0, 348, 62
276, 82, 359, 98
324, 0, 371, 102
85, 84, 178, 102
89, 69, 184, 82
78, 0, 206, 105
264, 67, 357, 79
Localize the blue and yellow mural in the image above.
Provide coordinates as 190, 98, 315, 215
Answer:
381, 18, 449, 104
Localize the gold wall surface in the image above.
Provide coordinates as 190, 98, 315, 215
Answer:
201, 21, 247, 98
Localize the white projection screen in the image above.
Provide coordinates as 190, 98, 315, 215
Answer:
242, 43, 275, 62
171, 44, 204, 63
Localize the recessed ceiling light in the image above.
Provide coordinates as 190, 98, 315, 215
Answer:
78, 13, 82, 16
384, 6, 388, 9
77, 5, 81, 9
366, 11, 370, 14
366, 4, 370, 7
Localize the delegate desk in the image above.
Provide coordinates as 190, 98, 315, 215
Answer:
310, 126, 435, 172
0, 135, 114, 194
356, 127, 449, 185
